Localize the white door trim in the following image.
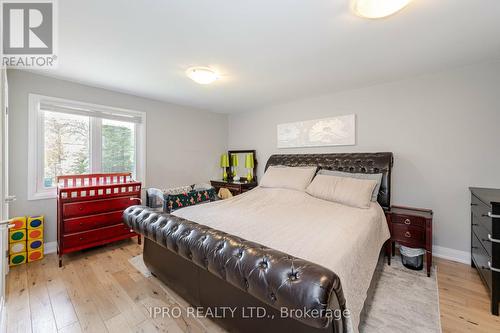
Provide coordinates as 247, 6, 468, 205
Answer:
0, 67, 8, 333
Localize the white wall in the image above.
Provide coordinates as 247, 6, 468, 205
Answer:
228, 60, 500, 254
8, 70, 228, 243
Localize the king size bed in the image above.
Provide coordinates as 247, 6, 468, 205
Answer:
123, 153, 393, 333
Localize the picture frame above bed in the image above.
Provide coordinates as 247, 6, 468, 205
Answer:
277, 114, 356, 148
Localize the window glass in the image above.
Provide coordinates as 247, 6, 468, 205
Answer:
101, 119, 136, 175
43, 111, 90, 187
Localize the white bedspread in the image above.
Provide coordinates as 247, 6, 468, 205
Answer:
173, 187, 390, 333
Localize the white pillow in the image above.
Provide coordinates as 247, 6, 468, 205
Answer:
318, 170, 383, 202
260, 166, 317, 191
306, 174, 377, 209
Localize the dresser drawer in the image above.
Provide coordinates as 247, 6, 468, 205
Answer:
472, 216, 492, 257
63, 211, 124, 234
471, 194, 492, 233
63, 224, 133, 249
392, 214, 425, 228
63, 196, 136, 219
472, 233, 492, 292
392, 224, 425, 245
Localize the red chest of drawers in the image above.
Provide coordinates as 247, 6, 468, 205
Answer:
57, 173, 142, 267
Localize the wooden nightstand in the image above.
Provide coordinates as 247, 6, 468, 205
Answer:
387, 205, 433, 277
210, 179, 257, 196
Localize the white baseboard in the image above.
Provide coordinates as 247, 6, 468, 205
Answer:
432, 245, 470, 265
44, 241, 57, 255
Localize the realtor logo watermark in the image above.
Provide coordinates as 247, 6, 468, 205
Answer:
1, 0, 57, 68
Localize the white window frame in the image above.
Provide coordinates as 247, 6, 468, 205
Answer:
28, 94, 146, 200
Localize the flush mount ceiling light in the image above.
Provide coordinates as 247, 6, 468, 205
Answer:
351, 0, 412, 19
186, 67, 219, 84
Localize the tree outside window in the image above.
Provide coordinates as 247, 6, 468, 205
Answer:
43, 111, 90, 187
102, 119, 135, 174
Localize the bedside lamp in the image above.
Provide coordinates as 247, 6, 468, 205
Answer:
220, 153, 229, 180
231, 154, 240, 181
245, 153, 254, 182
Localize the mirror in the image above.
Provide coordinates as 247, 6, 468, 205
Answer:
228, 150, 257, 183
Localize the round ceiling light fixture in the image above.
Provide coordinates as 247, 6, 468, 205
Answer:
186, 67, 219, 85
351, 0, 412, 19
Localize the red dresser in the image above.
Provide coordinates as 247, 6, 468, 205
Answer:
57, 173, 142, 267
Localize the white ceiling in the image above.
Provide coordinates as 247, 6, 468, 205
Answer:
37, 0, 500, 113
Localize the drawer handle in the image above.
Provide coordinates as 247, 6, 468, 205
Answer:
79, 237, 85, 240
488, 234, 500, 244
130, 198, 142, 204
488, 212, 500, 219
488, 261, 500, 273
404, 231, 411, 238
404, 219, 411, 225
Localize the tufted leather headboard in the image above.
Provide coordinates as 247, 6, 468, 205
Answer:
265, 152, 394, 209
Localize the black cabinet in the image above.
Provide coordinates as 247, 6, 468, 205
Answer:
470, 187, 500, 315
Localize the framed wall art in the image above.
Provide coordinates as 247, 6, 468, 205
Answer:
277, 114, 356, 148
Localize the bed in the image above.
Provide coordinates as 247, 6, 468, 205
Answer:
123, 152, 393, 333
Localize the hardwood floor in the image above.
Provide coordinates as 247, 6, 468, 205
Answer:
5, 240, 500, 332
435, 257, 500, 332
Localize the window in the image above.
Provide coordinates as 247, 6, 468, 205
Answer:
43, 111, 90, 187
28, 94, 146, 200
101, 119, 136, 174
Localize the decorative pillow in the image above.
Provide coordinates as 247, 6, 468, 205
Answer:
306, 174, 377, 209
166, 188, 217, 212
162, 185, 193, 195
318, 170, 383, 202
193, 183, 213, 191
260, 166, 317, 191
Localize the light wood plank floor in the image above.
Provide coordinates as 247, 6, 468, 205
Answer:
5, 240, 500, 332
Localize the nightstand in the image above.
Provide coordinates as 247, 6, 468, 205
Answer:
388, 205, 433, 277
210, 179, 257, 196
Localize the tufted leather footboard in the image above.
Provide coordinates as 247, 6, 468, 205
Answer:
123, 205, 347, 332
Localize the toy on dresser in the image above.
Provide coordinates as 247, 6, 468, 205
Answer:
9, 215, 44, 266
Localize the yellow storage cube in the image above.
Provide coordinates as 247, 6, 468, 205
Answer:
28, 216, 44, 229
10, 252, 26, 266
27, 249, 43, 262
9, 241, 27, 254
9, 229, 26, 243
27, 239, 43, 252
10, 216, 26, 230
27, 228, 43, 240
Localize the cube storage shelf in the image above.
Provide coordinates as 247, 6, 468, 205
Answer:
8, 215, 44, 266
